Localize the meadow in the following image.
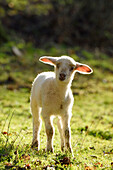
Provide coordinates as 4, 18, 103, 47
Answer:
0, 41, 113, 169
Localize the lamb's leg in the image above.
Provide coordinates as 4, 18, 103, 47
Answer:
31, 101, 42, 150
62, 115, 73, 153
43, 116, 54, 152
57, 117, 65, 151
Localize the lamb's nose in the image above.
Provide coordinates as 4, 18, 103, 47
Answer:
59, 73, 66, 81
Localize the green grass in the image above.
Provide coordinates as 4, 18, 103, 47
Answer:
0, 41, 113, 169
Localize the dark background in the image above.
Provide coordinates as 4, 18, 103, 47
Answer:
0, 0, 113, 56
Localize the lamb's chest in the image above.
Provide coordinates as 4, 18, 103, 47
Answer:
42, 87, 71, 114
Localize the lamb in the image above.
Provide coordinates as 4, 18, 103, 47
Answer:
30, 55, 93, 153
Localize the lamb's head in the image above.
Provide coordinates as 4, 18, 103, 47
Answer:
39, 55, 93, 84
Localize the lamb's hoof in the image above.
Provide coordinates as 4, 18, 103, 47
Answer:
68, 148, 74, 157
65, 147, 74, 156
31, 141, 38, 149
61, 146, 65, 152
46, 148, 54, 153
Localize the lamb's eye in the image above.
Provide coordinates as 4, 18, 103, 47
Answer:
70, 66, 75, 71
56, 63, 60, 69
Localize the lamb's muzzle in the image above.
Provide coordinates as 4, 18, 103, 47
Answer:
30, 55, 93, 154
59, 73, 66, 81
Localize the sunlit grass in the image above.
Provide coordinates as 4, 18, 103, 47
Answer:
0, 42, 113, 169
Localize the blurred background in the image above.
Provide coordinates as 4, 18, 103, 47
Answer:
0, 0, 113, 54
0, 0, 113, 88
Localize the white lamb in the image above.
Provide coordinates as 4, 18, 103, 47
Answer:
30, 55, 93, 153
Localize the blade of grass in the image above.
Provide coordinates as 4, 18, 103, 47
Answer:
5, 111, 14, 147
1, 111, 11, 133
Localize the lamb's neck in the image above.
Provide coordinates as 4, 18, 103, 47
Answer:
55, 80, 71, 97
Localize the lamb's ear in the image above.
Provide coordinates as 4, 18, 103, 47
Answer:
39, 56, 58, 66
75, 62, 93, 74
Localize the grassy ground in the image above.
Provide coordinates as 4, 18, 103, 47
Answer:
0, 41, 113, 169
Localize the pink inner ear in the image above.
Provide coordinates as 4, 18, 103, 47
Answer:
41, 58, 53, 64
76, 66, 91, 72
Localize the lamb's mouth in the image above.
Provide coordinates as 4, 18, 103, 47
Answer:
59, 77, 65, 81
59, 73, 66, 81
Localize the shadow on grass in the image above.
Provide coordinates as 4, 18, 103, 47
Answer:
78, 127, 113, 140
0, 131, 74, 170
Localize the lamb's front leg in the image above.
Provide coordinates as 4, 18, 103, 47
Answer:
62, 114, 73, 153
43, 116, 54, 152
31, 103, 42, 150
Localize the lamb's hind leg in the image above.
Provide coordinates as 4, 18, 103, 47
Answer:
31, 101, 42, 150
57, 117, 65, 151
43, 115, 54, 152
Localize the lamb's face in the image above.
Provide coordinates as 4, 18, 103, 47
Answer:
39, 55, 93, 84
55, 57, 76, 83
